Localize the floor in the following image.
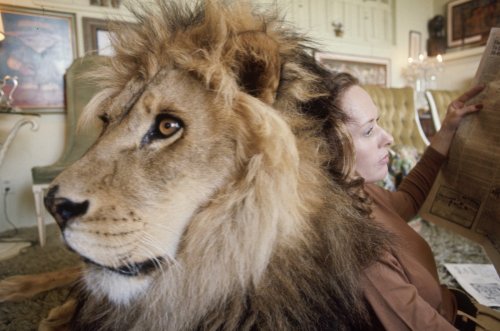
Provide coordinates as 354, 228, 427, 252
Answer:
0, 216, 495, 331
0, 241, 32, 261
412, 218, 492, 287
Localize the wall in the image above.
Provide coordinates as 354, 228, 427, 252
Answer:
266, 0, 435, 87
439, 47, 484, 91
392, 0, 434, 86
0, 0, 483, 232
434, 0, 448, 16
0, 0, 133, 233
430, 0, 483, 91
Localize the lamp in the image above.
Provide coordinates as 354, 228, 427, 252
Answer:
403, 53, 443, 108
0, 12, 5, 41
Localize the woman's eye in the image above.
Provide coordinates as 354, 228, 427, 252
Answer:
364, 127, 374, 137
158, 117, 182, 137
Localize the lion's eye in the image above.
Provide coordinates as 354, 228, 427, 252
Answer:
97, 113, 111, 135
141, 114, 183, 147
98, 113, 110, 125
158, 117, 181, 137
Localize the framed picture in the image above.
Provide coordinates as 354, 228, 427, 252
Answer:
447, 0, 500, 48
0, 5, 76, 111
409, 30, 422, 60
314, 52, 391, 87
83, 17, 116, 56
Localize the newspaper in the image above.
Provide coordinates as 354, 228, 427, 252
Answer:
444, 264, 500, 307
420, 27, 500, 275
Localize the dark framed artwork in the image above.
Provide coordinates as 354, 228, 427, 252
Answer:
409, 30, 422, 60
314, 52, 391, 87
447, 0, 500, 48
0, 5, 76, 111
83, 17, 115, 56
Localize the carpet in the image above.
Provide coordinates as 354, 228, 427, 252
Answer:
0, 221, 491, 331
0, 242, 32, 262
0, 224, 79, 331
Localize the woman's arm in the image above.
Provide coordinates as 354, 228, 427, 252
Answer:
389, 85, 485, 219
362, 253, 458, 331
394, 146, 446, 218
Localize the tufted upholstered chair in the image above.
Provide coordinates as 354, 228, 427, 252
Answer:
362, 85, 428, 154
425, 89, 461, 131
31, 55, 106, 246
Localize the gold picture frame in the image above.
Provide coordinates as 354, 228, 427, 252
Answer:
0, 5, 76, 111
447, 0, 500, 48
409, 30, 422, 60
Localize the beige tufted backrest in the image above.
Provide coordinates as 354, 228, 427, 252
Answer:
362, 85, 428, 154
425, 89, 461, 131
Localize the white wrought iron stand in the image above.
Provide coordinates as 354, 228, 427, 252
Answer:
0, 74, 39, 259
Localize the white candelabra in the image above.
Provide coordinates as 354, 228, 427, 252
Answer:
402, 54, 444, 109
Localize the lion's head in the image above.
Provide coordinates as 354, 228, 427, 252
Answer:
45, 1, 387, 330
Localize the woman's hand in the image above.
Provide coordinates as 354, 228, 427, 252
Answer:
430, 84, 485, 156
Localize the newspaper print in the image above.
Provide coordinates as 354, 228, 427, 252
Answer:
420, 28, 500, 273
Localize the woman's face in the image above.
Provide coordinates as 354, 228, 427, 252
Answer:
342, 86, 394, 183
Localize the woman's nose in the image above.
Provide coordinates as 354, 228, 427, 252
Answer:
381, 128, 394, 146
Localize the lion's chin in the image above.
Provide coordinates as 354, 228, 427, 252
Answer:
83, 256, 164, 277
83, 263, 154, 305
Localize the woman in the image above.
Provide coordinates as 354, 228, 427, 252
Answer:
330, 72, 484, 330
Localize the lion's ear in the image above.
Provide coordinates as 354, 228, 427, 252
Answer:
234, 32, 281, 105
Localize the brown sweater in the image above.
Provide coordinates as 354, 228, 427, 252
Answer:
362, 147, 458, 330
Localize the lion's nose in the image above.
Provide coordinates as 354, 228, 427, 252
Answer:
44, 185, 89, 230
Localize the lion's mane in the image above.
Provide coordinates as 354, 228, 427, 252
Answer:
69, 1, 389, 330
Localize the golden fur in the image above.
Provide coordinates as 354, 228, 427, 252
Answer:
0, 266, 81, 302
2, 1, 390, 330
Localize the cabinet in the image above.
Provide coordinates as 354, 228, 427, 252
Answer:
256, 0, 394, 46
23, 1, 394, 47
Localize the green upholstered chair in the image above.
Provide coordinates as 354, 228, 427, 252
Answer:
425, 89, 462, 131
32, 55, 106, 246
363, 85, 428, 154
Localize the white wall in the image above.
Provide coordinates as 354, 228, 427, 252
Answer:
0, 0, 132, 232
392, 0, 434, 86
0, 0, 484, 232
439, 47, 484, 91
433, 0, 448, 16
0, 115, 65, 232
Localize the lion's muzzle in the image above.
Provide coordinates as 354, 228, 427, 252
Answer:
44, 185, 89, 230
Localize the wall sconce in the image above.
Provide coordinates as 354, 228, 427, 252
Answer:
331, 21, 344, 38
0, 12, 5, 41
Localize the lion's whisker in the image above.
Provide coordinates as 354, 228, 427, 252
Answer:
136, 232, 172, 274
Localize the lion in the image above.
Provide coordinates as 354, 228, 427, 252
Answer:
1, 0, 391, 330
